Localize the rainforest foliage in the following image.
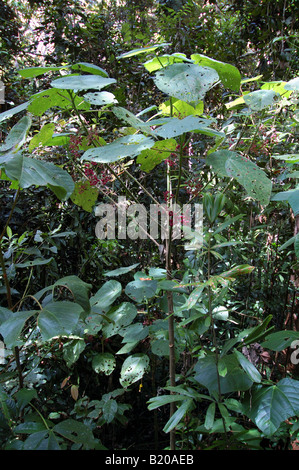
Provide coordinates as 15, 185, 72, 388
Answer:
0, 0, 299, 451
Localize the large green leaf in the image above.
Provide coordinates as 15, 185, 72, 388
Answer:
0, 310, 36, 348
154, 63, 219, 104
28, 88, 90, 116
81, 134, 155, 163
3, 154, 74, 200
284, 77, 299, 91
125, 279, 158, 302
242, 378, 299, 436
152, 115, 224, 139
0, 116, 31, 152
90, 280, 122, 310
243, 89, 279, 111
102, 302, 138, 338
191, 53, 241, 91
92, 353, 116, 375
159, 98, 204, 118
51, 75, 116, 91
28, 123, 55, 151
70, 180, 99, 213
71, 62, 108, 77
261, 330, 299, 351
272, 189, 299, 216
119, 353, 149, 388
83, 91, 117, 106
194, 354, 253, 395
63, 339, 86, 367
137, 138, 177, 172
206, 150, 272, 205
53, 419, 100, 449
233, 349, 262, 383
19, 66, 68, 78
53, 275, 92, 313
143, 53, 193, 73
37, 301, 83, 342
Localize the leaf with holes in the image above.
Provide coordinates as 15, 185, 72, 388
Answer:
243, 89, 279, 111
83, 91, 117, 106
71, 180, 99, 213
206, 150, 272, 205
28, 88, 90, 116
154, 63, 219, 104
92, 353, 116, 375
102, 302, 138, 338
191, 53, 241, 91
120, 354, 149, 388
137, 138, 177, 172
152, 115, 224, 140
